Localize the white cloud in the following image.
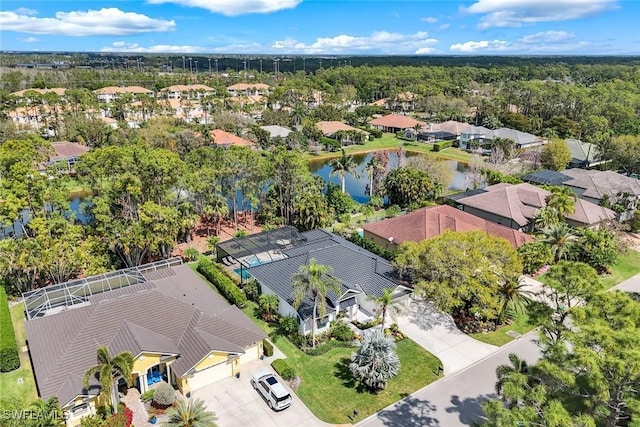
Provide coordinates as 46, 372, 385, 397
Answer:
415, 47, 438, 55
14, 7, 37, 16
421, 16, 438, 23
20, 36, 40, 43
210, 42, 263, 53
146, 0, 301, 16
272, 31, 439, 54
101, 41, 203, 53
518, 30, 575, 44
463, 0, 617, 29
439, 23, 451, 30
450, 40, 513, 52
0, 8, 175, 36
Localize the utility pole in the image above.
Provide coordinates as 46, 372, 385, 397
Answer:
243, 59, 247, 73
188, 57, 193, 74
303, 57, 306, 73
194, 60, 198, 74
208, 58, 211, 73
182, 56, 186, 70
259, 59, 263, 73
215, 59, 218, 74
319, 58, 322, 69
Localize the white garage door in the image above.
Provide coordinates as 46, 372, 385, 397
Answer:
188, 360, 233, 391
239, 344, 260, 365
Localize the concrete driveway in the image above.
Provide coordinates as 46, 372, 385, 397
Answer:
191, 359, 329, 427
396, 299, 498, 374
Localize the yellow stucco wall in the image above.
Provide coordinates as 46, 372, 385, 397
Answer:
63, 397, 97, 427
193, 351, 229, 372
132, 352, 176, 374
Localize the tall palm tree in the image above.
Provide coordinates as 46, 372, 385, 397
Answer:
163, 398, 218, 427
540, 223, 578, 262
291, 258, 341, 348
83, 346, 134, 413
497, 275, 533, 324
329, 149, 360, 194
546, 187, 576, 217
495, 353, 530, 407
371, 288, 403, 330
364, 156, 378, 197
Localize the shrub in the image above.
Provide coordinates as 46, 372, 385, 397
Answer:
432, 141, 452, 151
278, 315, 299, 337
80, 414, 106, 427
263, 340, 274, 357
385, 205, 401, 218
574, 227, 618, 273
347, 232, 396, 261
369, 128, 382, 138
182, 247, 200, 262
235, 230, 248, 238
481, 168, 523, 185
320, 137, 340, 151
304, 340, 353, 356
0, 287, 20, 372
152, 382, 176, 408
104, 404, 133, 427
140, 389, 155, 403
271, 359, 296, 381
518, 241, 553, 275
330, 321, 356, 342
197, 257, 247, 308
244, 279, 261, 301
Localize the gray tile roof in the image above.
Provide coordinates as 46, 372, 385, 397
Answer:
25, 265, 266, 407
561, 168, 640, 200
248, 230, 401, 320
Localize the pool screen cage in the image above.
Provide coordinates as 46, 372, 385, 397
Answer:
216, 226, 306, 267
22, 257, 183, 320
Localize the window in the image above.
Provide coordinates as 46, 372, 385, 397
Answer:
261, 382, 269, 393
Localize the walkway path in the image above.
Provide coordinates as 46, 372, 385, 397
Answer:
396, 299, 498, 375
611, 270, 640, 293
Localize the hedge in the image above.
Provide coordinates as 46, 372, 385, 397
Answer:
263, 339, 274, 357
346, 232, 396, 261
0, 287, 20, 372
271, 359, 296, 380
432, 140, 453, 151
197, 257, 247, 308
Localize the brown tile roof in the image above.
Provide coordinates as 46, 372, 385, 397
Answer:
561, 168, 640, 200
424, 120, 473, 136
363, 205, 534, 248
93, 86, 153, 95
210, 129, 255, 148
25, 265, 266, 407
456, 183, 616, 227
50, 141, 89, 160
315, 121, 369, 136
227, 83, 270, 91
369, 114, 425, 129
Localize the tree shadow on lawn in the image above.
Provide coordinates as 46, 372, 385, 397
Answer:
334, 357, 368, 393
445, 393, 495, 425
376, 395, 440, 427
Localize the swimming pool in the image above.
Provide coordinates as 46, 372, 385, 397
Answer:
233, 268, 252, 280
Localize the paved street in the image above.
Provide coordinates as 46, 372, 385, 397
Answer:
357, 331, 542, 427
611, 271, 640, 293
396, 299, 499, 375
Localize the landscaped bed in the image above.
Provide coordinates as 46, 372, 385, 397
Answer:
469, 310, 537, 346
239, 300, 442, 424
601, 249, 640, 289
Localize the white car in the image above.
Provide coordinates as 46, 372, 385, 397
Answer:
250, 370, 292, 411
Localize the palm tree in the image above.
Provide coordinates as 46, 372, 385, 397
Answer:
349, 329, 400, 390
163, 398, 218, 427
494, 353, 531, 408
364, 156, 378, 197
371, 288, 403, 330
258, 293, 279, 321
533, 206, 560, 231
540, 223, 578, 262
206, 236, 220, 258
546, 187, 576, 217
329, 149, 360, 194
291, 258, 341, 348
497, 275, 533, 324
83, 346, 134, 413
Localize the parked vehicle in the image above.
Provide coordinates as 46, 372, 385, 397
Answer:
250, 370, 292, 411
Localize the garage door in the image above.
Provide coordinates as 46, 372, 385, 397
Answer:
188, 360, 233, 391
239, 344, 260, 365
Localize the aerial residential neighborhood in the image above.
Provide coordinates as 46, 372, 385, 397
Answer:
1, 1, 640, 427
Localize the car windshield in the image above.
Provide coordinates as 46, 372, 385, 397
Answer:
275, 394, 291, 402
265, 376, 277, 385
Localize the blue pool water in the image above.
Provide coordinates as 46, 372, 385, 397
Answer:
234, 268, 252, 280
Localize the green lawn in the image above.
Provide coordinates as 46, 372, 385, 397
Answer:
240, 301, 442, 424
470, 309, 537, 347
601, 250, 640, 289
0, 303, 38, 405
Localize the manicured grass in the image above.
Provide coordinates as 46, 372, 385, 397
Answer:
240, 300, 442, 424
470, 310, 537, 347
601, 250, 640, 289
0, 303, 37, 405
306, 134, 474, 163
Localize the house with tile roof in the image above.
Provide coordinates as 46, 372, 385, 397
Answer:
565, 139, 607, 168
450, 183, 616, 232
210, 129, 255, 148
261, 125, 292, 139
24, 262, 266, 427
363, 205, 534, 249
459, 126, 544, 150
369, 114, 426, 133
93, 86, 154, 103
242, 229, 411, 334
41, 141, 90, 174
227, 83, 270, 97
158, 84, 215, 100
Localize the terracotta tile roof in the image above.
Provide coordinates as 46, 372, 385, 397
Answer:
369, 114, 425, 129
50, 141, 89, 160
25, 265, 265, 407
315, 121, 369, 136
93, 86, 153, 95
227, 83, 270, 91
11, 88, 67, 97
210, 129, 255, 148
363, 205, 534, 248
159, 84, 214, 92
456, 183, 616, 227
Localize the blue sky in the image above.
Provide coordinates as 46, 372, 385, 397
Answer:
1, 0, 638, 55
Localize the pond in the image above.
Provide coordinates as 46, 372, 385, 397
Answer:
308, 151, 469, 204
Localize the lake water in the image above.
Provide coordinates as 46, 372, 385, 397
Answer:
309, 151, 469, 204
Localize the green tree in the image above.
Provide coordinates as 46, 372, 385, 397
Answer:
163, 398, 218, 427
328, 149, 360, 194
395, 230, 523, 321
349, 329, 400, 391
546, 186, 576, 217
517, 241, 554, 275
83, 346, 134, 412
383, 167, 442, 208
494, 353, 532, 407
539, 223, 578, 262
258, 293, 279, 321
371, 288, 403, 330
533, 206, 561, 231
574, 227, 618, 273
291, 258, 341, 348
540, 138, 572, 171
496, 275, 533, 324
601, 134, 640, 175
